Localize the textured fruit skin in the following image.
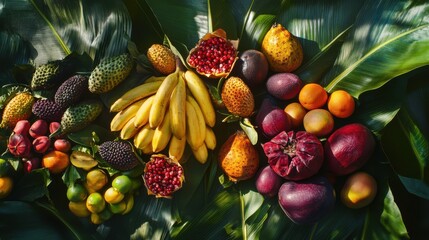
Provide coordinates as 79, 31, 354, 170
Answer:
98, 141, 140, 171
218, 131, 259, 182
0, 92, 34, 129
262, 131, 324, 181
255, 97, 291, 139
255, 165, 283, 198
32, 99, 65, 123
55, 75, 89, 108
89, 54, 134, 94
51, 100, 103, 137
324, 123, 376, 176
266, 73, 303, 100
221, 77, 255, 117
278, 176, 335, 225
147, 44, 176, 75
237, 49, 269, 88
261, 23, 303, 73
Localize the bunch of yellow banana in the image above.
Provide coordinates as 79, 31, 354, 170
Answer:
109, 69, 217, 164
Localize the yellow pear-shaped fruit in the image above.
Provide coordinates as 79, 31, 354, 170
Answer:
261, 23, 303, 73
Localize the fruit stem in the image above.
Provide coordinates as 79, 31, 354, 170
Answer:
239, 189, 247, 240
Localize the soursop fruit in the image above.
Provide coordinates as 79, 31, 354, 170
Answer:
0, 92, 35, 129
32, 99, 66, 122
50, 99, 103, 138
98, 140, 140, 171
31, 55, 78, 90
88, 54, 134, 94
54, 75, 89, 108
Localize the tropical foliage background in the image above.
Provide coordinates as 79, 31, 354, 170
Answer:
1, 0, 429, 239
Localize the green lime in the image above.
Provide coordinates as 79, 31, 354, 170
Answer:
0, 158, 11, 177
108, 201, 127, 214
111, 175, 132, 194
68, 201, 91, 217
86, 192, 106, 213
67, 183, 88, 202
103, 187, 124, 204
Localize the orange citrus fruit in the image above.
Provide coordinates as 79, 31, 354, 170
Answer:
284, 102, 307, 129
327, 90, 355, 118
298, 83, 328, 110
42, 150, 70, 174
303, 109, 334, 137
0, 176, 13, 199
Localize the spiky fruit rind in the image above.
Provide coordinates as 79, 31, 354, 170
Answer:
54, 100, 103, 136
218, 131, 259, 182
88, 54, 134, 94
147, 44, 176, 75
98, 141, 140, 171
0, 92, 35, 129
221, 77, 254, 117
54, 75, 89, 108
31, 61, 61, 90
32, 99, 65, 123
261, 23, 303, 73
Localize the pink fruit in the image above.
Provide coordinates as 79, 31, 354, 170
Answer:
255, 97, 291, 139
33, 136, 51, 154
266, 73, 303, 100
255, 165, 283, 198
23, 157, 41, 173
49, 122, 61, 135
324, 123, 376, 176
7, 133, 31, 157
29, 119, 48, 138
262, 131, 324, 181
54, 139, 71, 153
13, 120, 31, 136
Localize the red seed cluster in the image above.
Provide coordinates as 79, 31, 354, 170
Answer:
144, 156, 184, 197
188, 37, 236, 75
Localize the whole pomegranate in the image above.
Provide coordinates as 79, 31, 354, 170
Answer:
187, 29, 238, 78
8, 133, 31, 157
218, 131, 259, 183
143, 154, 184, 198
262, 131, 324, 181
255, 97, 291, 139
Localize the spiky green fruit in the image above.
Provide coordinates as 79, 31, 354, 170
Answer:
0, 92, 35, 129
88, 54, 134, 94
54, 75, 89, 108
30, 56, 78, 91
50, 100, 103, 138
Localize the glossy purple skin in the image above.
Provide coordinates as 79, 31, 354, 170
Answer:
278, 176, 335, 225
263, 131, 324, 181
255, 98, 291, 139
324, 123, 375, 176
266, 73, 303, 100
255, 165, 283, 198
238, 49, 269, 88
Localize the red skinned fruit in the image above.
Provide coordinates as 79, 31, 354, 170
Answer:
29, 119, 49, 138
33, 136, 51, 154
266, 73, 303, 100
8, 133, 31, 157
262, 131, 324, 181
255, 97, 292, 139
54, 139, 72, 153
13, 120, 31, 136
255, 165, 283, 198
49, 122, 61, 136
324, 123, 376, 176
23, 157, 41, 173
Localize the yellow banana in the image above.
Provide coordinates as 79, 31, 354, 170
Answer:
122, 194, 134, 215
145, 75, 166, 83
187, 95, 206, 144
192, 143, 208, 164
149, 69, 179, 128
152, 110, 172, 153
133, 95, 155, 128
185, 101, 204, 150
133, 124, 155, 150
120, 117, 141, 140
141, 143, 154, 155
169, 73, 187, 139
184, 70, 216, 127
204, 127, 217, 150
110, 80, 162, 112
110, 98, 146, 132
168, 135, 187, 162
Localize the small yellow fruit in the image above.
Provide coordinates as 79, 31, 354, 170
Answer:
104, 187, 125, 204
86, 169, 108, 192
0, 176, 13, 199
68, 201, 91, 217
340, 172, 377, 209
86, 192, 106, 213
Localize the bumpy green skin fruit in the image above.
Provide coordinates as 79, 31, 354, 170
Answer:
50, 100, 103, 138
31, 56, 78, 91
88, 54, 134, 94
0, 92, 35, 129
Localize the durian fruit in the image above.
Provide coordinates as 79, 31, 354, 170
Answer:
88, 54, 134, 94
98, 140, 140, 171
147, 44, 176, 75
54, 75, 89, 108
32, 99, 65, 122
50, 100, 103, 138
0, 92, 35, 129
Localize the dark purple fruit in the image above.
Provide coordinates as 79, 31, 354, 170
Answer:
255, 97, 291, 139
324, 123, 375, 176
278, 176, 335, 225
237, 49, 269, 88
262, 131, 324, 181
266, 73, 303, 100
255, 165, 283, 198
